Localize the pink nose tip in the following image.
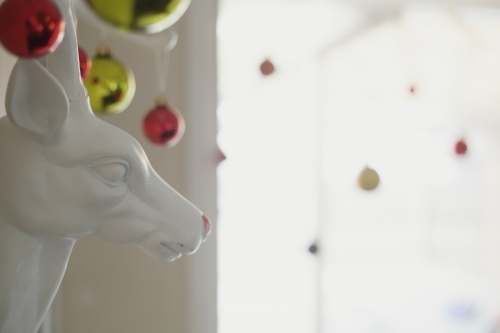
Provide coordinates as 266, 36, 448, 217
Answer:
202, 215, 212, 241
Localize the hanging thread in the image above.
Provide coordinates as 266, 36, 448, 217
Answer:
153, 30, 178, 97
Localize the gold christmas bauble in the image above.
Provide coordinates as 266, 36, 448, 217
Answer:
357, 166, 380, 191
84, 48, 136, 115
86, 0, 191, 33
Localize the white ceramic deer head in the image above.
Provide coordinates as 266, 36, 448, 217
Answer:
0, 1, 211, 332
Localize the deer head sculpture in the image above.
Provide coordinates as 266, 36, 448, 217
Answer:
0, 1, 211, 332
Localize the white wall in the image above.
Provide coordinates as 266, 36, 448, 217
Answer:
0, 50, 16, 117
60, 2, 218, 332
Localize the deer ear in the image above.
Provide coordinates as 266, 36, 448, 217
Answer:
6, 59, 69, 138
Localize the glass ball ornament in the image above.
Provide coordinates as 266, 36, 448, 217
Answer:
455, 140, 467, 155
78, 47, 92, 81
143, 99, 185, 147
86, 0, 192, 33
260, 59, 275, 76
0, 0, 65, 58
84, 48, 136, 115
357, 166, 380, 191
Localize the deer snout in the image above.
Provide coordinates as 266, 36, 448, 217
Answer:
175, 213, 211, 252
134, 170, 211, 261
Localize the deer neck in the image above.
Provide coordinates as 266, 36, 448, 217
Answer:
0, 219, 76, 333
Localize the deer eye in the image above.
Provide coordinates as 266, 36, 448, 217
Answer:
90, 162, 128, 186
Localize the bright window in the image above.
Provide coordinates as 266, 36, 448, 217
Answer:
218, 1, 500, 332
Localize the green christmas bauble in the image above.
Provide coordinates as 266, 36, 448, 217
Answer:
86, 0, 191, 33
84, 48, 136, 115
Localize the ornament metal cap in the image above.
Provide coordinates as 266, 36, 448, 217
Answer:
155, 97, 168, 108
94, 46, 112, 58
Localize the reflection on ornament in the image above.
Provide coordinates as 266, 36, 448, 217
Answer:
260, 59, 275, 76
78, 47, 92, 80
143, 99, 185, 147
84, 48, 135, 114
455, 140, 467, 155
357, 166, 380, 191
86, 0, 191, 33
0, 0, 65, 58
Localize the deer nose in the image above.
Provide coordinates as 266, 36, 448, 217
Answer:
202, 215, 212, 241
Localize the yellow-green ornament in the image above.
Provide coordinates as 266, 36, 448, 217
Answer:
86, 0, 191, 33
84, 48, 136, 115
357, 166, 380, 191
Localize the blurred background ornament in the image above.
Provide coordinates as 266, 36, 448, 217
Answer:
447, 301, 476, 322
85, 0, 192, 34
455, 139, 467, 155
0, 0, 65, 58
308, 242, 319, 255
357, 166, 380, 191
260, 59, 275, 76
78, 46, 92, 80
143, 98, 185, 147
84, 47, 135, 114
214, 147, 227, 166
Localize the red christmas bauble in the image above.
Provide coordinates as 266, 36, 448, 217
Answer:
260, 59, 275, 76
143, 100, 185, 147
455, 140, 467, 155
0, 0, 65, 58
78, 47, 92, 80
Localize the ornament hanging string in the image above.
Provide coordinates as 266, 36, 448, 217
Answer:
99, 27, 110, 48
144, 30, 184, 148
153, 30, 178, 97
